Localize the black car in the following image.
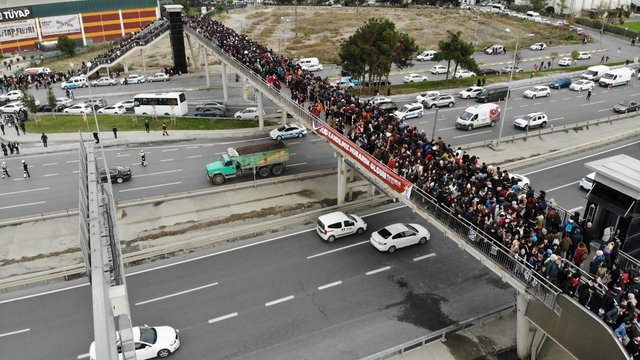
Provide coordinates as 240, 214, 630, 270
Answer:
37, 104, 66, 113
99, 166, 132, 184
377, 101, 398, 113
194, 107, 225, 117
362, 79, 391, 87
613, 100, 640, 113
480, 68, 499, 75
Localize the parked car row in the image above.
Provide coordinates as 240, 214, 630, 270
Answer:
58, 73, 171, 90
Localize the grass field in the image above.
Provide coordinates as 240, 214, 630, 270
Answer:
623, 20, 640, 33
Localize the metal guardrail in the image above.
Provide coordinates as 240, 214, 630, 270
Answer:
360, 304, 515, 360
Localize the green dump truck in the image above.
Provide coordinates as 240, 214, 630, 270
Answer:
206, 141, 290, 185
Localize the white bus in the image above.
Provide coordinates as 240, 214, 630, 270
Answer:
133, 92, 188, 116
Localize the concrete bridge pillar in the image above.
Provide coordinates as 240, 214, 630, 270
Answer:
242, 78, 248, 102
139, 48, 146, 72
164, 4, 188, 74
517, 292, 534, 359
281, 109, 288, 125
221, 62, 229, 100
256, 90, 264, 130
337, 153, 348, 205
204, 48, 210, 89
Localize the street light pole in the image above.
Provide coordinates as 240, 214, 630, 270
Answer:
496, 29, 518, 149
474, 13, 480, 52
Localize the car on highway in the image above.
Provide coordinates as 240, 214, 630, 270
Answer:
115, 100, 135, 111
579, 172, 596, 190
557, 57, 575, 67
0, 101, 25, 114
430, 65, 449, 74
0, 90, 23, 103
569, 79, 595, 91
98, 166, 132, 183
423, 94, 455, 109
416, 91, 440, 103
577, 51, 591, 60
522, 86, 550, 98
89, 325, 180, 360
485, 44, 506, 54
500, 66, 523, 74
83, 98, 107, 110
331, 79, 356, 88
97, 105, 127, 114
63, 103, 94, 114
120, 74, 146, 84
459, 86, 484, 99
529, 42, 547, 50
613, 100, 640, 113
377, 101, 398, 112
454, 69, 476, 78
269, 123, 307, 140
509, 173, 531, 188
147, 72, 170, 82
416, 50, 437, 61
549, 78, 572, 89
194, 107, 225, 117
234, 107, 263, 119
393, 103, 424, 120
55, 97, 74, 108
91, 77, 117, 86
403, 73, 429, 83
60, 76, 88, 89
366, 96, 392, 105
513, 112, 548, 129
195, 101, 226, 112
316, 211, 367, 242
370, 223, 430, 253
480, 68, 500, 75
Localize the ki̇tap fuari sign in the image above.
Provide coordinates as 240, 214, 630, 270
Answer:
0, 7, 32, 23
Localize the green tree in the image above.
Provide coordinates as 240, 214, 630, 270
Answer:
56, 35, 76, 56
530, 0, 548, 12
19, 86, 38, 124
47, 87, 57, 119
433, 30, 479, 80
570, 49, 579, 66
549, 51, 559, 67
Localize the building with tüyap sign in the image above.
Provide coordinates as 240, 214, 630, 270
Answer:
0, 0, 159, 55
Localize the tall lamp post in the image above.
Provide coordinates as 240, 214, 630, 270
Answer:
496, 28, 519, 149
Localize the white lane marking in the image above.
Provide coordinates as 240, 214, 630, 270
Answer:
0, 201, 46, 210
77, 352, 89, 359
311, 138, 323, 142
545, 181, 580, 192
568, 206, 584, 212
519, 104, 528, 108
452, 130, 492, 139
413, 253, 437, 262
66, 160, 79, 163
287, 162, 308, 167
43, 173, 59, 177
119, 181, 181, 193
187, 155, 202, 159
366, 266, 391, 275
135, 169, 183, 177
116, 154, 130, 157
162, 148, 179, 152
549, 100, 557, 103
42, 162, 57, 166
135, 282, 219, 306
307, 241, 369, 259
288, 142, 300, 145
579, 100, 605, 107
440, 126, 456, 131
208, 312, 238, 324
562, 97, 571, 100
0, 283, 88, 305
630, 93, 640, 97
548, 117, 565, 121
72, 170, 79, 174
289, 152, 297, 156
0, 328, 30, 338
159, 158, 174, 162
522, 139, 640, 176
187, 146, 199, 149
597, 108, 610, 112
265, 295, 294, 307
0, 187, 50, 196
318, 281, 342, 290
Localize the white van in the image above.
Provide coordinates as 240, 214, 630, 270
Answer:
456, 103, 501, 130
417, 50, 437, 61
60, 76, 89, 89
316, 211, 367, 242
525, 11, 542, 22
297, 57, 323, 71
490, 3, 506, 12
599, 67, 634, 87
581, 65, 609, 81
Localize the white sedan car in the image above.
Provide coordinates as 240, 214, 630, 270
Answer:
234, 107, 264, 119
569, 79, 595, 91
0, 101, 24, 114
577, 51, 591, 60
522, 86, 550, 99
509, 173, 531, 188
454, 69, 476, 78
64, 104, 94, 114
120, 74, 145, 84
403, 74, 429, 83
97, 105, 126, 114
416, 91, 440, 103
55, 97, 74, 107
557, 57, 574, 66
529, 42, 547, 50
367, 96, 392, 105
579, 172, 596, 190
91, 77, 117, 86
269, 123, 307, 140
459, 86, 483, 99
89, 325, 180, 360
430, 65, 449, 75
148, 72, 170, 82
370, 223, 431, 253
115, 100, 135, 111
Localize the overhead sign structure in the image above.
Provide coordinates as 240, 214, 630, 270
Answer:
40, 14, 81, 36
0, 19, 37, 42
0, 6, 32, 23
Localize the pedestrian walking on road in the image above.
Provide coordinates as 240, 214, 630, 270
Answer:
161, 122, 168, 136
1, 143, 7, 156
112, 125, 118, 139
22, 160, 30, 178
41, 132, 48, 147
92, 131, 100, 144
15, 122, 19, 136
12, 141, 19, 154
139, 149, 147, 167
2, 161, 10, 178
19, 121, 25, 135
144, 119, 150, 133
0, 121, 4, 135
586, 89, 592, 100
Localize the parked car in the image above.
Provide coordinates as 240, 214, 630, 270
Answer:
403, 74, 429, 83
454, 69, 476, 78
83, 98, 107, 110
0, 90, 23, 103
60, 76, 88, 89
147, 72, 170, 82
393, 103, 424, 120
366, 96, 392, 105
194, 107, 225, 117
459, 86, 484, 99
377, 101, 398, 112
120, 74, 145, 84
513, 112, 548, 129
0, 101, 24, 114
114, 100, 135, 111
64, 104, 94, 114
361, 79, 391, 87
557, 57, 575, 67
485, 44, 506, 54
500, 66, 523, 74
269, 123, 307, 140
577, 51, 591, 60
569, 79, 595, 91
37, 104, 54, 112
91, 77, 117, 86
195, 101, 226, 112
480, 68, 500, 75
97, 105, 127, 114
423, 94, 455, 109
522, 86, 550, 98
55, 97, 74, 108
370, 223, 430, 253
416, 50, 437, 61
416, 91, 440, 103
613, 100, 640, 113
89, 325, 180, 360
98, 166, 132, 183
316, 211, 367, 242
529, 42, 547, 50
430, 65, 449, 75
234, 107, 263, 119
549, 78, 572, 89
579, 172, 596, 190
331, 79, 355, 88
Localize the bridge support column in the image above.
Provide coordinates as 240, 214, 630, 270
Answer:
281, 108, 287, 125
221, 62, 229, 100
164, 4, 188, 74
242, 78, 248, 102
336, 153, 348, 205
204, 48, 211, 89
517, 293, 533, 359
139, 48, 146, 72
257, 90, 264, 130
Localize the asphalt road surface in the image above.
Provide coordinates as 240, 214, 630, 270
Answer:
0, 205, 514, 360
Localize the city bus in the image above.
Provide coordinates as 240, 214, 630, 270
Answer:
133, 92, 188, 116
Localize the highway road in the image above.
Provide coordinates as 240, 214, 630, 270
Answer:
0, 205, 514, 360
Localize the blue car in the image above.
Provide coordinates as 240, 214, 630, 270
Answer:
549, 78, 572, 89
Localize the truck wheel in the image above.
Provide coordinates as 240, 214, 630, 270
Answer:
271, 164, 284, 176
212, 174, 225, 185
258, 167, 270, 178
467, 124, 473, 131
